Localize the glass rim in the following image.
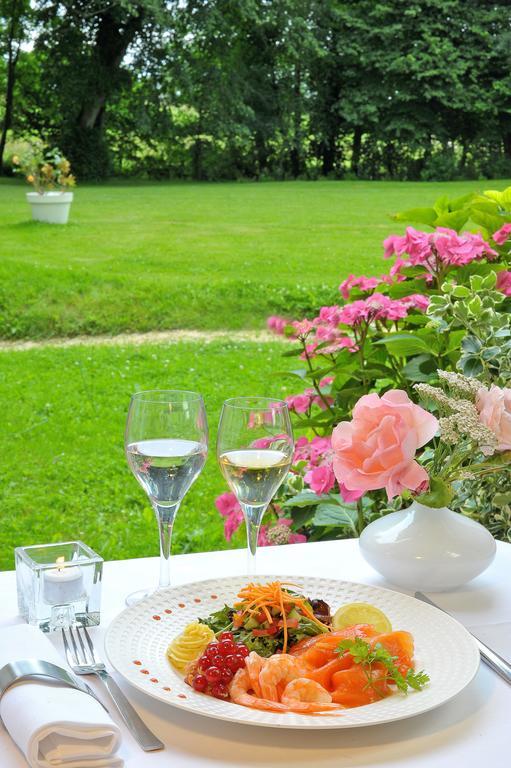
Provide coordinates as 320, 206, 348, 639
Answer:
221, 396, 288, 411
130, 389, 204, 405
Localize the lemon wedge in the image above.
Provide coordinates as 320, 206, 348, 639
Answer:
332, 602, 392, 633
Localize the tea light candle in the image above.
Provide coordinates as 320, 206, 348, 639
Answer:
43, 556, 84, 604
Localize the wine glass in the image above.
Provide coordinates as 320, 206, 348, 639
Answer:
217, 397, 294, 575
125, 390, 208, 605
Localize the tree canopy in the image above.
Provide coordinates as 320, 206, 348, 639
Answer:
1, 0, 511, 180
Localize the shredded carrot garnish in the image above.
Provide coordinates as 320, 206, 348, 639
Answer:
235, 580, 330, 653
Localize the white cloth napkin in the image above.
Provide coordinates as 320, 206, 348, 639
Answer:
0, 625, 123, 768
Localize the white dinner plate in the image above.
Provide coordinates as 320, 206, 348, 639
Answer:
104, 575, 480, 729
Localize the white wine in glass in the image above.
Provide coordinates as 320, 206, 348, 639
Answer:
125, 390, 208, 606
217, 397, 294, 574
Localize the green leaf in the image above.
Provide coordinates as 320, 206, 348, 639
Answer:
483, 189, 503, 202
446, 329, 466, 352
391, 207, 437, 226
434, 209, 469, 232
459, 355, 484, 377
449, 192, 476, 211
313, 502, 358, 534
492, 493, 511, 508
275, 369, 307, 380
402, 354, 436, 382
451, 285, 471, 298
481, 346, 501, 361
468, 295, 483, 315
461, 336, 482, 354
416, 477, 453, 508
470, 209, 505, 235
374, 333, 431, 357
282, 490, 329, 508
433, 195, 450, 216
481, 271, 497, 289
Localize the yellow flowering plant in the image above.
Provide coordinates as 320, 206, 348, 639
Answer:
12, 139, 76, 194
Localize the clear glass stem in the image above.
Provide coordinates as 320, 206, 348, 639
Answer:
241, 502, 267, 576
154, 501, 180, 590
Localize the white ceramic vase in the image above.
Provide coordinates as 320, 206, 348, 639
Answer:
27, 191, 73, 224
359, 500, 496, 592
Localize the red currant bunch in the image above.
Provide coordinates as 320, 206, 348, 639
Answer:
191, 632, 249, 699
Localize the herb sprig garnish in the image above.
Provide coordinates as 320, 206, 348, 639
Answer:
336, 638, 430, 695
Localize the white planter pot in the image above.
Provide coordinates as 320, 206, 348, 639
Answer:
26, 191, 73, 224
359, 501, 496, 592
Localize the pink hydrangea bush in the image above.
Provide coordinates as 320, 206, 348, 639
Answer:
216, 188, 511, 544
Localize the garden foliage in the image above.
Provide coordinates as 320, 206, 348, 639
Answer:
217, 186, 511, 545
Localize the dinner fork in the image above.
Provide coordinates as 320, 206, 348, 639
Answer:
62, 625, 164, 752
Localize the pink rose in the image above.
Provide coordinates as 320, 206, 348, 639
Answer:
476, 385, 511, 451
331, 390, 438, 500
493, 223, 511, 246
339, 482, 364, 503
496, 270, 511, 296
304, 464, 336, 495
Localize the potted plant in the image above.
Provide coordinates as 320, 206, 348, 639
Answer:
333, 374, 511, 591
12, 139, 76, 224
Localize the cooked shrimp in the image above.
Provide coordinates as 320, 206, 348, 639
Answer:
245, 652, 264, 697
259, 654, 308, 701
229, 668, 289, 712
281, 678, 332, 705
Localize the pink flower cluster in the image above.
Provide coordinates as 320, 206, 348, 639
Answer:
267, 315, 288, 334
339, 273, 409, 300
285, 377, 334, 414
294, 435, 362, 502
325, 292, 429, 328
215, 492, 244, 542
383, 227, 497, 277
493, 223, 511, 246
258, 518, 307, 546
268, 293, 430, 360
215, 492, 306, 546
340, 274, 387, 299
496, 270, 511, 296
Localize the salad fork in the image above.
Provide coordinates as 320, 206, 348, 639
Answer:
62, 625, 164, 751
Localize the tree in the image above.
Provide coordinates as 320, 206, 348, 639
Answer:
34, 0, 170, 177
0, 0, 30, 170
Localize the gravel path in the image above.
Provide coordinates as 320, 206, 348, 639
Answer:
0, 329, 280, 352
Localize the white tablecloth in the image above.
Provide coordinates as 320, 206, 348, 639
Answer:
1, 539, 510, 768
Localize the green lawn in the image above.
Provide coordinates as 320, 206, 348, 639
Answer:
1, 178, 507, 339
3, 177, 509, 572
0, 339, 290, 571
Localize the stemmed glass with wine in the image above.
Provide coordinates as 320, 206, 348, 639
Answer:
125, 390, 208, 606
217, 397, 294, 575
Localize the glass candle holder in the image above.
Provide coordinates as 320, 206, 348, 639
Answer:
15, 541, 103, 632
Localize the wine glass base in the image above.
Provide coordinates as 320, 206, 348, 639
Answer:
125, 588, 154, 607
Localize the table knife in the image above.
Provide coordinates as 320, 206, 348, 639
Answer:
415, 591, 511, 685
